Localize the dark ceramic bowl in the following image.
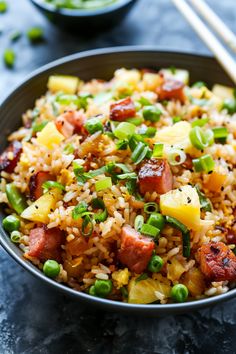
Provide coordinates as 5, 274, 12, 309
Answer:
30, 0, 138, 31
0, 47, 235, 315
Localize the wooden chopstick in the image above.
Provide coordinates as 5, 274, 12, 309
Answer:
172, 0, 236, 84
190, 0, 236, 53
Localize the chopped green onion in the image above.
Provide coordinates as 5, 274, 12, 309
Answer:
73, 162, 87, 185
144, 202, 159, 214
189, 126, 214, 150
135, 273, 148, 283
138, 97, 152, 106
85, 166, 106, 179
95, 177, 112, 192
0, 1, 7, 13
56, 94, 79, 106
10, 230, 21, 243
6, 183, 27, 214
32, 120, 48, 133
27, 27, 44, 42
77, 93, 93, 110
63, 144, 75, 155
126, 117, 144, 126
93, 91, 113, 105
116, 140, 129, 150
72, 201, 88, 220
117, 172, 137, 180
10, 30, 21, 42
140, 223, 160, 238
138, 126, 157, 138
134, 215, 144, 232
42, 181, 65, 193
153, 143, 164, 158
125, 179, 137, 195
167, 148, 186, 166
147, 213, 165, 231
166, 216, 190, 257
131, 141, 150, 165
91, 198, 108, 223
192, 81, 206, 88
193, 154, 215, 173
114, 122, 136, 140
195, 185, 212, 212
81, 215, 93, 237
191, 117, 209, 127
143, 105, 162, 122
169, 65, 176, 74
3, 48, 15, 68
222, 98, 236, 114
120, 286, 128, 298
212, 127, 228, 143
172, 116, 182, 124
85, 117, 103, 134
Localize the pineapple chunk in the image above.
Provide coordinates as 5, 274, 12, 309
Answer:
36, 122, 65, 149
142, 72, 163, 91
160, 185, 201, 230
204, 166, 227, 192
21, 188, 62, 223
114, 68, 141, 88
112, 268, 130, 289
182, 267, 205, 296
154, 121, 192, 152
48, 75, 79, 94
212, 84, 234, 99
128, 277, 171, 304
167, 256, 186, 281
161, 68, 189, 85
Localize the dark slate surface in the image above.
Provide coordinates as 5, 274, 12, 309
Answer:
1, 0, 236, 353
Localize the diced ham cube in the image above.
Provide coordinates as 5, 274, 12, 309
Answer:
29, 171, 55, 201
27, 226, 64, 262
118, 226, 155, 273
138, 158, 173, 195
157, 79, 185, 103
0, 141, 22, 173
55, 110, 87, 138
198, 242, 236, 281
110, 97, 136, 121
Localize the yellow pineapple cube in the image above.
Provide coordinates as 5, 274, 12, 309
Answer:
128, 277, 171, 304
48, 75, 79, 94
36, 122, 65, 149
160, 185, 201, 230
112, 268, 130, 289
212, 84, 234, 99
21, 188, 62, 223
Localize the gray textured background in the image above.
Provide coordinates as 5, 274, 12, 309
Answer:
1, 0, 236, 353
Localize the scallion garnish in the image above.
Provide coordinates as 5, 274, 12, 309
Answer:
167, 148, 186, 166
81, 215, 93, 237
117, 172, 137, 180
135, 273, 148, 283
77, 93, 93, 110
191, 117, 209, 127
192, 154, 215, 173
195, 185, 212, 212
134, 215, 144, 232
212, 126, 228, 143
42, 181, 65, 193
63, 144, 75, 155
138, 126, 157, 138
91, 198, 108, 223
189, 126, 214, 150
73, 162, 87, 185
56, 94, 79, 106
32, 120, 48, 133
85, 117, 103, 134
95, 177, 112, 192
72, 201, 89, 220
153, 143, 164, 158
116, 139, 129, 150
131, 141, 150, 165
126, 117, 144, 126
144, 202, 159, 214
10, 30, 22, 42
140, 223, 160, 238
165, 216, 190, 257
114, 122, 136, 140
172, 116, 182, 124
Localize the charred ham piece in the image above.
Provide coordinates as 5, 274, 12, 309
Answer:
198, 241, 236, 281
55, 110, 87, 138
157, 78, 185, 103
118, 226, 154, 273
138, 158, 173, 195
110, 97, 136, 121
29, 171, 55, 201
26, 226, 65, 262
0, 141, 22, 173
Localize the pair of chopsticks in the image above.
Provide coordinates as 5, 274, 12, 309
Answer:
172, 0, 236, 84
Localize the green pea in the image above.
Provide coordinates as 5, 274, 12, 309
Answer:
222, 98, 236, 115
147, 213, 165, 231
94, 279, 112, 297
10, 230, 21, 243
43, 260, 60, 278
89, 285, 97, 296
148, 255, 164, 273
2, 215, 20, 232
171, 284, 189, 303
142, 105, 162, 122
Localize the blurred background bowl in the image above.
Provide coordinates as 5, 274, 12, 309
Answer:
30, 0, 138, 31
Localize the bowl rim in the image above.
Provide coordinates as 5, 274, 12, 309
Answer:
1, 46, 235, 313
30, 0, 136, 16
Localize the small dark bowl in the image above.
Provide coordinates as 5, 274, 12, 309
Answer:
0, 47, 235, 316
30, 0, 138, 31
